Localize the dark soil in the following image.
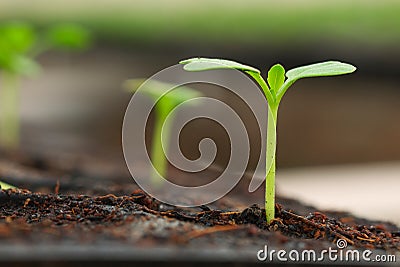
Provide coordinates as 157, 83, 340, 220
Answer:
1, 188, 399, 250
0, 154, 399, 266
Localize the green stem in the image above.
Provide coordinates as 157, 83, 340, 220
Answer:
265, 104, 278, 223
0, 72, 20, 150
249, 70, 279, 223
150, 101, 175, 184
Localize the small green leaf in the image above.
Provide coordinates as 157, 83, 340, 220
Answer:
0, 22, 36, 54
124, 79, 202, 105
0, 22, 36, 72
45, 24, 91, 51
0, 53, 40, 76
286, 61, 356, 81
267, 64, 285, 92
10, 55, 41, 76
0, 180, 16, 190
180, 57, 260, 73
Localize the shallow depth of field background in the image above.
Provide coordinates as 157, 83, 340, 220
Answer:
1, 0, 399, 223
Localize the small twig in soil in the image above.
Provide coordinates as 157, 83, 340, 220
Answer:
357, 237, 376, 242
280, 210, 355, 245
54, 180, 60, 195
141, 205, 197, 222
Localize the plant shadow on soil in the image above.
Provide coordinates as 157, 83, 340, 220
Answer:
0, 152, 399, 266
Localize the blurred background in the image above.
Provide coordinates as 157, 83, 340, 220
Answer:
0, 0, 399, 223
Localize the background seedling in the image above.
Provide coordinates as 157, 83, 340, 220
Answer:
0, 180, 15, 190
0, 21, 91, 150
180, 57, 356, 223
125, 79, 202, 184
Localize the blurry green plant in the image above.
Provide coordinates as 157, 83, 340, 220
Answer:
0, 180, 15, 190
124, 79, 201, 184
0, 21, 91, 150
180, 58, 356, 223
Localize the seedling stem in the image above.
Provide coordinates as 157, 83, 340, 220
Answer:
0, 72, 20, 149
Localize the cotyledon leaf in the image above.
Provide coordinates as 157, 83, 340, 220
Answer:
286, 61, 356, 82
45, 23, 91, 51
180, 57, 260, 73
124, 79, 202, 105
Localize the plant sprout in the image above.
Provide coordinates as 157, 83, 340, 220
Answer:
0, 180, 15, 190
125, 79, 202, 183
0, 21, 91, 150
180, 58, 356, 223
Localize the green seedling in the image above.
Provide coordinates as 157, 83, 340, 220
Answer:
180, 58, 356, 223
0, 21, 91, 189
0, 180, 16, 190
124, 79, 202, 183
0, 21, 91, 150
